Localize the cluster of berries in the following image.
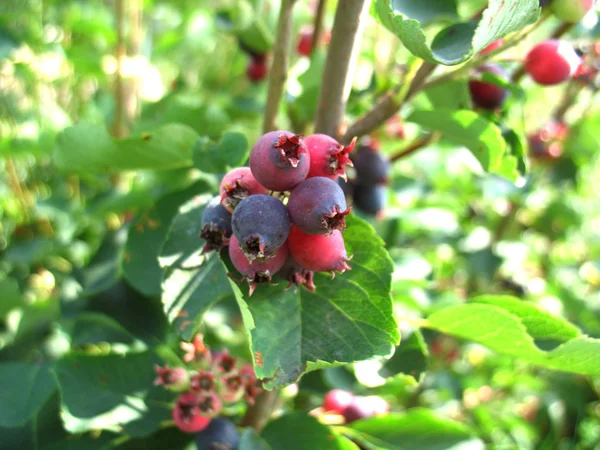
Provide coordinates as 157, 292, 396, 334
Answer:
320, 389, 390, 424
340, 141, 391, 218
528, 119, 569, 161
200, 131, 356, 294
154, 334, 260, 445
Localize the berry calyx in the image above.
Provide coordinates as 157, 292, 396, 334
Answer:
190, 370, 216, 393
219, 167, 268, 213
468, 64, 509, 110
154, 365, 190, 392
288, 225, 351, 274
550, 0, 594, 23
212, 350, 237, 374
323, 389, 354, 413
229, 234, 289, 294
525, 40, 581, 86
200, 196, 232, 253
279, 256, 316, 291
304, 134, 355, 180
221, 373, 245, 403
173, 393, 211, 433
231, 194, 291, 260
249, 131, 310, 191
195, 417, 240, 450
288, 177, 350, 235
197, 392, 223, 418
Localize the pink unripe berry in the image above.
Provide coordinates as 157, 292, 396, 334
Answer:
323, 389, 354, 413
288, 225, 351, 274
154, 365, 190, 392
197, 392, 222, 418
190, 370, 216, 393
525, 40, 581, 86
342, 395, 390, 423
304, 134, 355, 180
172, 393, 211, 433
219, 167, 268, 212
221, 373, 245, 403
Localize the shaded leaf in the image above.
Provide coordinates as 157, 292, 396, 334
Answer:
379, 330, 428, 382
193, 131, 249, 174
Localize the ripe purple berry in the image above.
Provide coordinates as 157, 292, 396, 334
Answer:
288, 177, 350, 235
219, 167, 268, 213
304, 134, 355, 180
200, 196, 232, 252
353, 184, 387, 217
352, 145, 390, 186
249, 131, 310, 191
231, 194, 291, 260
195, 417, 240, 450
469, 64, 509, 110
229, 235, 288, 295
288, 225, 351, 274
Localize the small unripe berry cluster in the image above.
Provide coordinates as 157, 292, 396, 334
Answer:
201, 131, 356, 294
322, 389, 390, 423
528, 120, 569, 161
340, 140, 390, 218
154, 334, 260, 436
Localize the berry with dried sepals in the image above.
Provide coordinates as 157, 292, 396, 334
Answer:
190, 371, 216, 393
525, 40, 581, 86
304, 134, 355, 180
279, 256, 316, 291
172, 393, 211, 433
197, 392, 223, 418
229, 235, 288, 294
154, 365, 190, 392
195, 417, 240, 450
469, 64, 510, 110
249, 131, 310, 191
219, 167, 268, 213
200, 196, 232, 252
212, 349, 237, 374
288, 177, 350, 235
288, 225, 351, 274
231, 194, 291, 260
221, 373, 245, 403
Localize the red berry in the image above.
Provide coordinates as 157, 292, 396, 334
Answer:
247, 55, 268, 83
219, 167, 268, 213
297, 30, 313, 57
525, 40, 581, 86
250, 131, 310, 191
221, 373, 245, 403
528, 132, 563, 160
288, 225, 351, 274
479, 39, 504, 55
212, 349, 237, 374
305, 134, 355, 180
468, 64, 509, 110
288, 177, 350, 235
229, 235, 288, 294
384, 115, 406, 139
190, 370, 215, 393
154, 365, 189, 392
323, 389, 354, 413
197, 392, 222, 418
551, 0, 594, 23
342, 395, 389, 423
172, 393, 211, 433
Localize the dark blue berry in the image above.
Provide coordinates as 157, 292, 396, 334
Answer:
353, 184, 386, 216
200, 196, 233, 252
352, 146, 390, 187
288, 177, 350, 235
195, 417, 240, 450
231, 194, 290, 260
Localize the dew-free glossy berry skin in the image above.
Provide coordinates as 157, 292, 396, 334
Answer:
247, 55, 267, 83
353, 184, 387, 217
342, 396, 390, 423
469, 64, 510, 110
231, 195, 290, 260
219, 167, 268, 213
288, 177, 350, 235
297, 30, 313, 57
229, 235, 288, 293
172, 393, 211, 433
525, 40, 581, 86
352, 145, 390, 187
250, 131, 310, 191
479, 39, 504, 55
323, 389, 354, 413
195, 418, 240, 450
288, 225, 351, 273
304, 134, 355, 180
200, 197, 233, 252
551, 0, 594, 23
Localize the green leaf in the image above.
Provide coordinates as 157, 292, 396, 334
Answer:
239, 428, 273, 450
379, 330, 429, 382
407, 109, 506, 174
82, 228, 127, 296
262, 413, 359, 450
0, 277, 23, 317
55, 351, 173, 437
349, 408, 484, 450
424, 78, 472, 111
0, 363, 57, 427
54, 123, 199, 173
375, 0, 540, 65
0, 28, 19, 60
193, 132, 249, 174
70, 312, 136, 348
426, 303, 600, 376
123, 180, 212, 297
229, 215, 399, 389
159, 195, 233, 339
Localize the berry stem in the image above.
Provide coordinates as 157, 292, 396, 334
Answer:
314, 0, 370, 139
263, 0, 297, 133
311, 0, 328, 56
240, 389, 280, 431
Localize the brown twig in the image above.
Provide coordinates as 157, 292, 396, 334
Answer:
263, 0, 297, 133
552, 79, 585, 122
390, 134, 435, 162
311, 0, 328, 55
112, 0, 127, 138
240, 390, 280, 431
314, 0, 370, 139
